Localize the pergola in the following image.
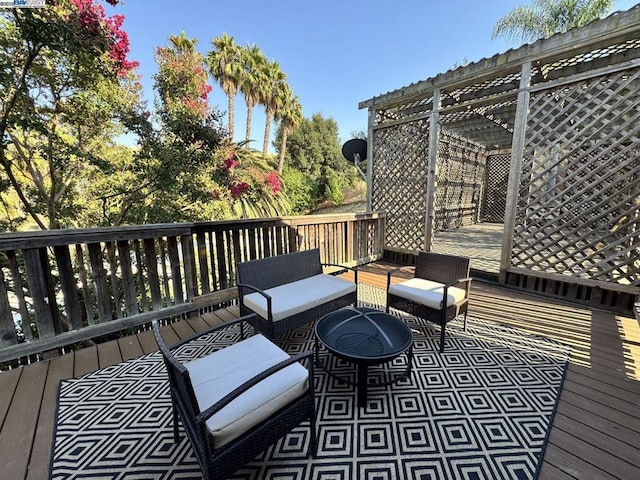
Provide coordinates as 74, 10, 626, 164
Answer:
359, 6, 640, 314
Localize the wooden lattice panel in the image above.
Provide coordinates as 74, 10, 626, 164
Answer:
374, 95, 434, 125
512, 67, 640, 286
482, 154, 510, 222
372, 120, 430, 250
534, 37, 640, 83
434, 130, 487, 231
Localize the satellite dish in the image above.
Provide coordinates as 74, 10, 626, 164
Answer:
341, 139, 367, 181
342, 138, 367, 164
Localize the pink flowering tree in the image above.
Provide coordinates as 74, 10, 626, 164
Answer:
135, 33, 231, 222
215, 145, 289, 218
0, 0, 143, 229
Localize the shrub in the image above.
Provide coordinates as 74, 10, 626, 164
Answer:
280, 168, 318, 214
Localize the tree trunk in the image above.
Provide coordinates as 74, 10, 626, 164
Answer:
245, 105, 252, 147
277, 129, 288, 174
263, 111, 273, 154
227, 94, 235, 140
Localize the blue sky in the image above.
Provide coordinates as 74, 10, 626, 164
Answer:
110, 0, 638, 152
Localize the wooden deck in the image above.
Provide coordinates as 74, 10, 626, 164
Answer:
1, 261, 639, 480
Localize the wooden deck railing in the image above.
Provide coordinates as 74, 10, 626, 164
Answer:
0, 212, 385, 364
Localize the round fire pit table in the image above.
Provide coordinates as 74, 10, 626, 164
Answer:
314, 307, 413, 408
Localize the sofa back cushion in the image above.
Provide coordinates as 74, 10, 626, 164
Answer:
237, 249, 323, 291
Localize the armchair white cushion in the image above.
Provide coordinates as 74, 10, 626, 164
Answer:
186, 334, 308, 449
388, 278, 467, 310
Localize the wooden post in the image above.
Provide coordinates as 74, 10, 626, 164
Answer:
366, 108, 375, 213
144, 238, 163, 309
500, 61, 532, 284
118, 240, 138, 316
54, 245, 83, 330
23, 248, 56, 337
195, 232, 210, 295
424, 89, 441, 252
181, 234, 197, 300
88, 243, 112, 323
166, 236, 183, 305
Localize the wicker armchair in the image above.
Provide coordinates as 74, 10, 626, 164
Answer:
152, 315, 316, 480
386, 251, 472, 352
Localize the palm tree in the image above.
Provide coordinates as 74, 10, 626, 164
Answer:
492, 0, 614, 43
170, 31, 198, 52
239, 44, 267, 147
275, 92, 302, 174
260, 60, 287, 154
206, 33, 242, 139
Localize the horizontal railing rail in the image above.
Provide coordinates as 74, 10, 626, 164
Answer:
0, 212, 385, 364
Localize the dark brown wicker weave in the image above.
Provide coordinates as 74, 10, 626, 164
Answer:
152, 315, 316, 480
236, 249, 358, 339
386, 251, 472, 353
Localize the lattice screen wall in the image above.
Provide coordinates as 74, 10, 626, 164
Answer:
482, 154, 510, 223
434, 130, 487, 231
363, 9, 640, 309
512, 67, 640, 286
371, 120, 429, 251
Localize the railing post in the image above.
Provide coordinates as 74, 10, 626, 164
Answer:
54, 245, 83, 330
181, 234, 197, 300
87, 243, 112, 323
144, 238, 163, 309
23, 248, 57, 337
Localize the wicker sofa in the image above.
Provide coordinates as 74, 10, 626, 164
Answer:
236, 249, 358, 339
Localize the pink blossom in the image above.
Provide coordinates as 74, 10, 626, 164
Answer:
72, 1, 139, 77
200, 84, 213, 99
222, 152, 238, 170
230, 182, 250, 198
265, 171, 281, 194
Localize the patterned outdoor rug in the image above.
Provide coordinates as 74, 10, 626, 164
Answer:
50, 285, 570, 480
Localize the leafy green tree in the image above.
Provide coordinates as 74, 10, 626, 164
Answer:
240, 44, 267, 146
280, 114, 342, 177
279, 167, 318, 214
0, 0, 141, 230
492, 0, 614, 43
276, 113, 359, 208
206, 32, 242, 140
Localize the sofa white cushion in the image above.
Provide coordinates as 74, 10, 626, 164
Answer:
185, 333, 308, 449
388, 278, 467, 310
242, 273, 356, 322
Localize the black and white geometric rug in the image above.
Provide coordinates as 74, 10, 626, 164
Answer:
50, 286, 570, 480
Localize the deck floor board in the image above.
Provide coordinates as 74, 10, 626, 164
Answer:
25, 354, 74, 480
117, 336, 144, 361
1, 260, 639, 480
0, 361, 48, 480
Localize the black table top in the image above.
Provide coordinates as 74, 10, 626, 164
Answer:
315, 307, 413, 361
